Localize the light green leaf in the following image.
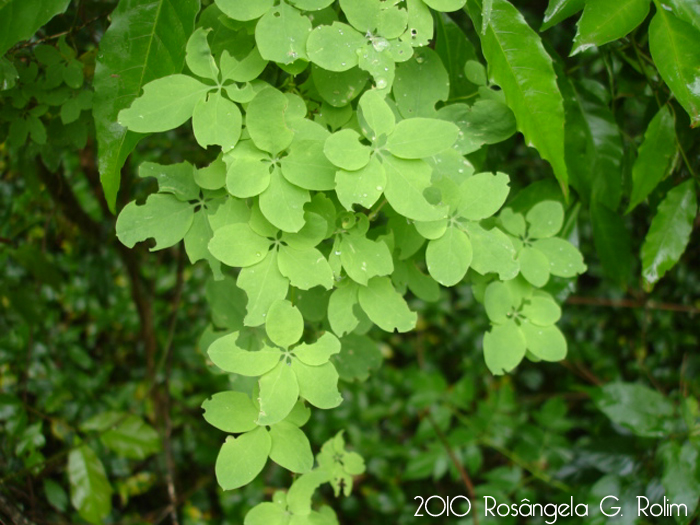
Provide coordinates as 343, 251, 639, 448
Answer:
650, 9, 700, 127
68, 446, 112, 524
294, 333, 341, 366
215, 0, 273, 20
225, 141, 272, 198
255, 3, 311, 64
426, 226, 473, 286
484, 281, 516, 324
192, 92, 242, 151
312, 65, 369, 107
358, 276, 417, 332
541, 0, 585, 31
269, 421, 314, 473
259, 168, 310, 233
196, 157, 226, 190
215, 427, 271, 490
402, 0, 434, 47
207, 197, 251, 231
221, 48, 268, 83
526, 201, 564, 239
458, 172, 510, 220
209, 223, 272, 268
116, 194, 194, 250
290, 0, 335, 10
358, 90, 395, 139
519, 246, 551, 287
335, 156, 386, 210
405, 262, 441, 302
244, 502, 289, 525
291, 360, 343, 409
282, 212, 328, 249
358, 44, 396, 91
100, 415, 160, 460
666, 0, 700, 30
393, 48, 450, 118
281, 139, 337, 191
138, 161, 199, 201
522, 295, 561, 326
118, 74, 209, 133
339, 233, 394, 285
521, 322, 567, 361
438, 100, 517, 154
423, 0, 466, 12
483, 320, 526, 375
186, 27, 218, 80
466, 0, 568, 194
328, 283, 361, 337
628, 106, 677, 212
266, 300, 304, 349
324, 129, 371, 171
385, 118, 459, 159
641, 179, 697, 287
532, 237, 586, 277
238, 250, 290, 326
278, 246, 334, 290
307, 22, 365, 71
208, 332, 282, 375
498, 208, 526, 237
284, 400, 312, 427
572, 0, 650, 55
257, 361, 300, 425
464, 222, 519, 280
381, 154, 447, 221
247, 88, 295, 155
202, 391, 259, 433
414, 219, 448, 240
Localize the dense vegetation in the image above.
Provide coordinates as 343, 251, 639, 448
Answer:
1, 0, 698, 524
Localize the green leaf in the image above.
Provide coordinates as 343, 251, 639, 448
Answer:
265, 300, 304, 349
246, 88, 296, 155
202, 391, 259, 433
591, 203, 632, 286
666, 0, 700, 30
660, 441, 700, 522
244, 502, 288, 525
259, 168, 310, 233
526, 201, 564, 239
541, 0, 585, 31
466, 0, 568, 195
238, 250, 290, 326
358, 276, 417, 332
185, 27, 218, 81
68, 446, 113, 524
312, 65, 369, 107
393, 48, 450, 118
571, 0, 650, 55
291, 360, 343, 409
457, 172, 510, 221
522, 295, 561, 325
44, 478, 68, 512
209, 223, 272, 268
484, 281, 516, 324
385, 118, 459, 159
628, 106, 677, 212
257, 361, 300, 425
225, 141, 272, 198
196, 157, 227, 191
208, 332, 282, 375
328, 284, 361, 337
381, 154, 447, 221
221, 48, 268, 83
483, 320, 526, 375
269, 421, 314, 473
216, 427, 271, 490
307, 22, 365, 71
519, 246, 550, 287
93, 0, 198, 211
335, 156, 386, 210
533, 237, 587, 277
593, 382, 674, 437
333, 334, 383, 381
138, 161, 199, 201
116, 194, 194, 250
423, 0, 466, 12
278, 246, 334, 290
339, 234, 394, 285
215, 0, 273, 20
435, 16, 480, 99
641, 179, 697, 287
402, 0, 434, 47
118, 74, 209, 132
438, 100, 517, 154
464, 222, 519, 280
650, 8, 700, 127
405, 262, 441, 302
521, 322, 566, 361
426, 226, 473, 286
0, 0, 71, 56
324, 129, 371, 171
281, 139, 337, 191
358, 90, 396, 139
100, 415, 160, 460
255, 2, 311, 64
293, 333, 341, 366
192, 92, 242, 151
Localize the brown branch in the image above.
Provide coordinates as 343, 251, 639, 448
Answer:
0, 492, 38, 525
566, 295, 700, 315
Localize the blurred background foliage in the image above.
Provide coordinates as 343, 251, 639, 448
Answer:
1, 0, 699, 523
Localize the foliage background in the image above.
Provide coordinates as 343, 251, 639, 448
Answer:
1, 0, 699, 524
